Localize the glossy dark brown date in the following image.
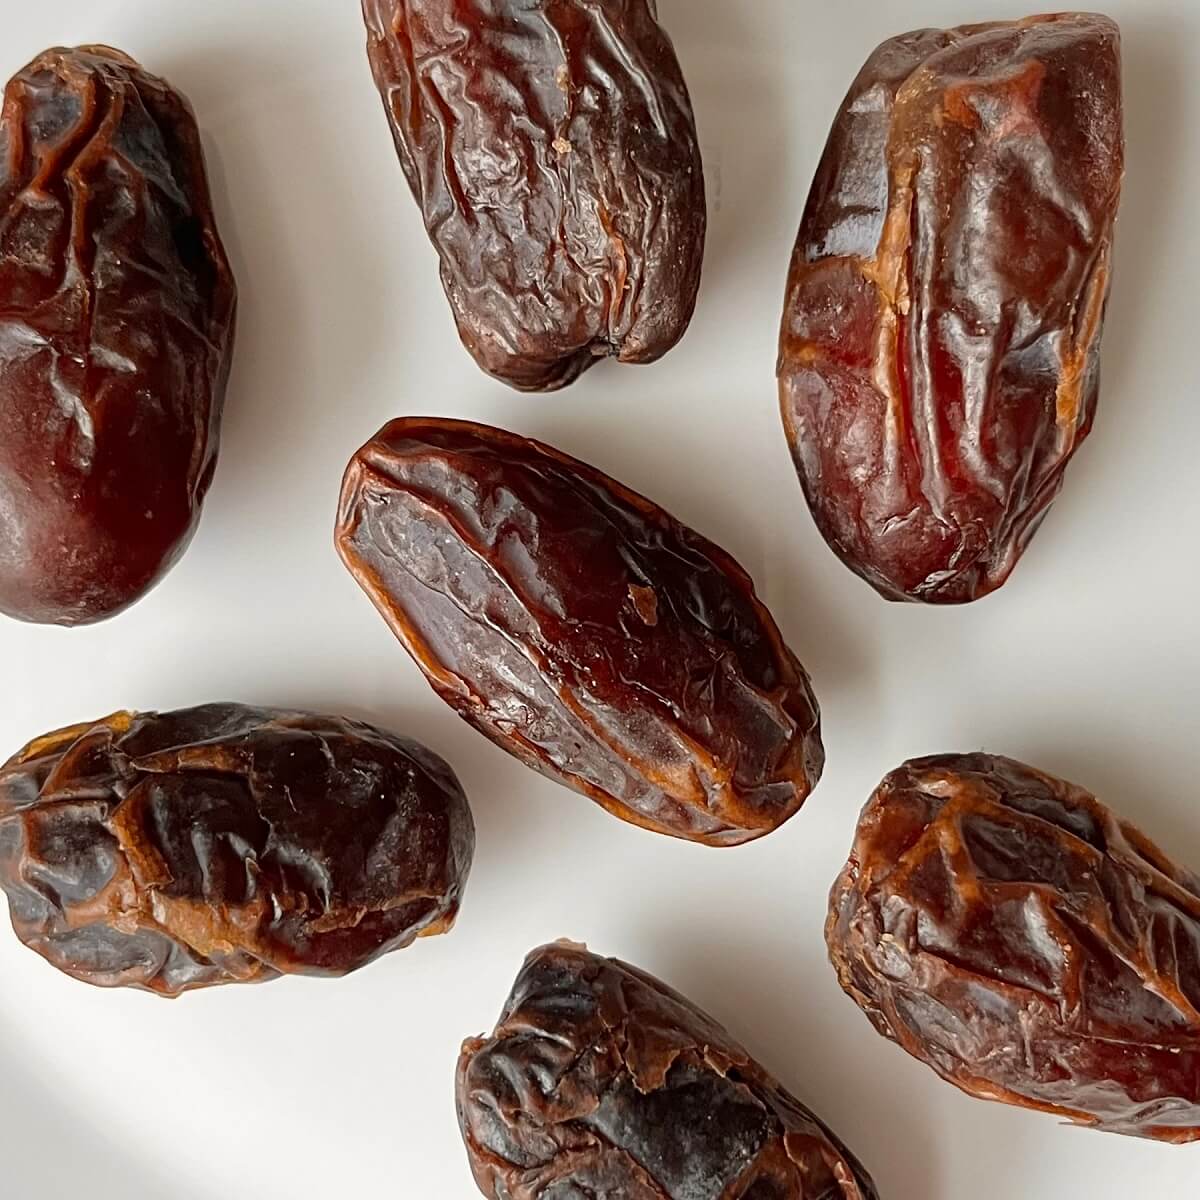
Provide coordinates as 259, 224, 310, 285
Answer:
336, 417, 822, 846
458, 941, 879, 1199
0, 46, 237, 625
778, 15, 1123, 603
828, 753, 1200, 1142
0, 705, 474, 996
362, 0, 706, 391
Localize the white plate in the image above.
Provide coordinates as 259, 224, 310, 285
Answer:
1, 2, 1196, 1196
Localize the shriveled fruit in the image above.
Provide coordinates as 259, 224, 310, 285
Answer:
0, 45, 237, 625
0, 705, 474, 996
779, 15, 1123, 603
829, 753, 1200, 1142
336, 417, 822, 846
458, 941, 880, 1198
362, 0, 706, 391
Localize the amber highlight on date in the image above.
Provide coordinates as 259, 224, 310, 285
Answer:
828, 753, 1200, 1142
362, 0, 706, 391
457, 941, 880, 1199
778, 14, 1123, 603
0, 46, 237, 625
0, 705, 474, 996
336, 417, 822, 846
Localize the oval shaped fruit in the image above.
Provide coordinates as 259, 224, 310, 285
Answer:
778, 15, 1123, 603
336, 417, 822, 846
0, 45, 237, 625
828, 753, 1200, 1142
458, 941, 880, 1199
0, 705, 474, 996
362, 0, 706, 391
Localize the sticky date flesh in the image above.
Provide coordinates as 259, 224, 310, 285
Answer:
778, 15, 1123, 603
0, 705, 474, 996
336, 417, 822, 846
828, 754, 1200, 1142
0, 46, 237, 625
457, 941, 879, 1199
362, 0, 706, 391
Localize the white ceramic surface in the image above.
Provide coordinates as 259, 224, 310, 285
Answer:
1, 3, 1196, 1196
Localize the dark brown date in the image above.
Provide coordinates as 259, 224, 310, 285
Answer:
336, 417, 822, 846
362, 0, 706, 392
828, 753, 1200, 1142
457, 941, 879, 1199
778, 15, 1123, 603
0, 705, 474, 996
0, 46, 237, 626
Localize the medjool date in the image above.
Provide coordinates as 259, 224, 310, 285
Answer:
0, 45, 237, 626
778, 14, 1123, 603
457, 941, 879, 1198
0, 705, 474, 996
362, 0, 706, 391
828, 753, 1200, 1142
336, 417, 822, 846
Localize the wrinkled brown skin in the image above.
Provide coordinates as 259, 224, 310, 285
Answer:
0, 46, 237, 625
778, 15, 1123, 603
828, 754, 1200, 1142
362, 0, 706, 391
457, 942, 880, 1199
336, 418, 823, 847
0, 705, 474, 997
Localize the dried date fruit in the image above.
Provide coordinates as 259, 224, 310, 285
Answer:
362, 0, 706, 391
457, 941, 879, 1198
0, 45, 237, 626
0, 705, 474, 996
336, 417, 822, 846
778, 15, 1123, 603
828, 753, 1200, 1142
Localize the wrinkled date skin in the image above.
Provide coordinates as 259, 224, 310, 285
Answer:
0, 705, 474, 996
828, 754, 1200, 1142
457, 942, 879, 1199
0, 46, 237, 625
778, 15, 1123, 603
336, 418, 823, 846
362, 0, 706, 391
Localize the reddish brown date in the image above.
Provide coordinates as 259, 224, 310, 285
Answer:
828, 753, 1200, 1142
0, 46, 236, 626
362, 0, 705, 392
458, 941, 879, 1199
336, 418, 822, 846
778, 15, 1123, 603
0, 705, 474, 996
